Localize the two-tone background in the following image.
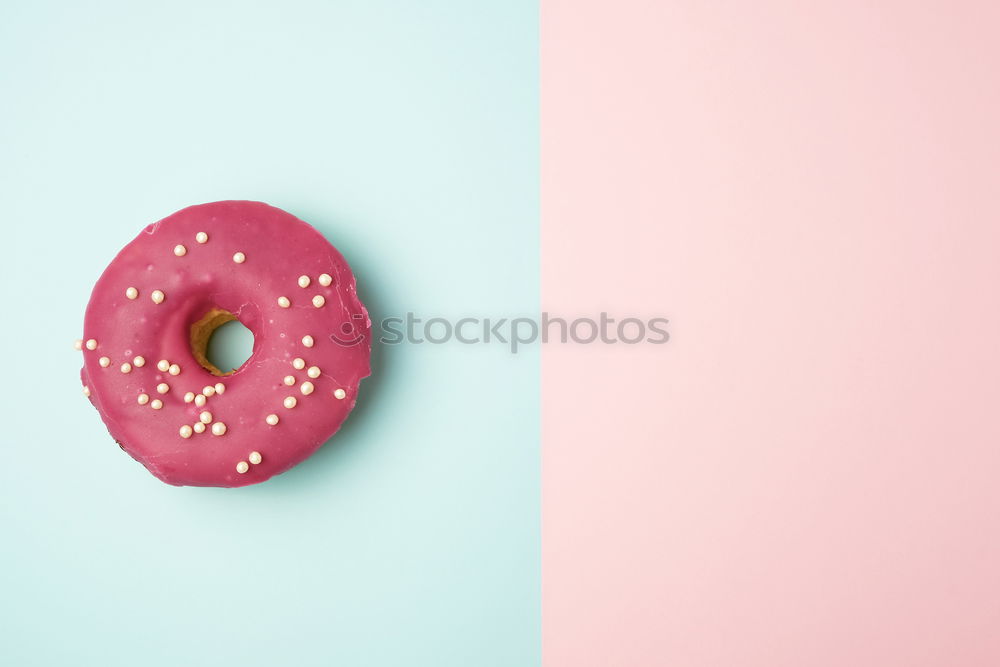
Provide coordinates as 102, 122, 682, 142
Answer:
2, 1, 998, 665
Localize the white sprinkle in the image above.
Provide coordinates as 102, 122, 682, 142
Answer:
318, 273, 333, 286
74, 339, 84, 350
168, 364, 180, 376
173, 244, 187, 257
83, 385, 91, 397
156, 382, 170, 394
150, 399, 163, 410
248, 451, 262, 465
203, 385, 216, 397
183, 392, 195, 403
233, 252, 246, 264
194, 394, 207, 407
265, 414, 279, 426
193, 422, 206, 434
157, 359, 170, 372
133, 356, 146, 367
212, 422, 227, 436
137, 393, 149, 405
283, 396, 297, 409
151, 289, 165, 304
298, 275, 311, 288
120, 362, 132, 373
334, 388, 346, 400
196, 231, 208, 244
86, 339, 98, 350
292, 358, 306, 370
300, 381, 314, 396
236, 461, 249, 474
302, 335, 314, 348
99, 356, 111, 368
199, 411, 213, 424
283, 375, 296, 386
307, 366, 321, 379
277, 296, 290, 308
125, 287, 138, 300
214, 383, 225, 394
312, 295, 325, 308
179, 425, 193, 439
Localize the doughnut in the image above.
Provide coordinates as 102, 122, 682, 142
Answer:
78, 201, 371, 487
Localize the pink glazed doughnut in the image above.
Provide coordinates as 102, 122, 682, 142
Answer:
78, 201, 372, 487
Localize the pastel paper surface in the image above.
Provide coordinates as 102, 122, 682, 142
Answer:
0, 2, 539, 665
542, 1, 1000, 665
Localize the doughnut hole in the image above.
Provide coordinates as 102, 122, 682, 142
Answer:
191, 308, 255, 376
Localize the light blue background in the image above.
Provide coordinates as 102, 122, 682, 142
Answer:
0, 2, 539, 665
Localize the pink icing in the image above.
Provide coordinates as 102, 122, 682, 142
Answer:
79, 201, 372, 487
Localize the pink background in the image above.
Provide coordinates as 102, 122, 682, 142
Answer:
542, 1, 1000, 665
